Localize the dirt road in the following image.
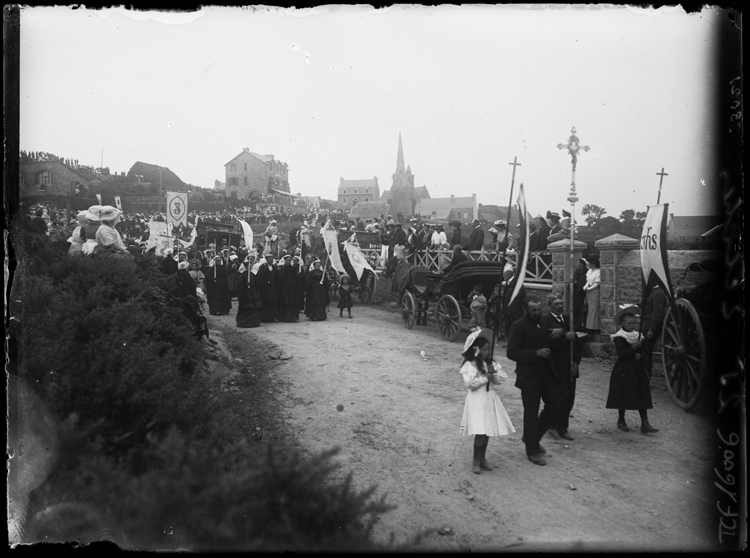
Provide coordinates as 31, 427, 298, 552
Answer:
210, 305, 720, 552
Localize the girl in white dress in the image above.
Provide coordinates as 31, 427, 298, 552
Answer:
460, 328, 515, 474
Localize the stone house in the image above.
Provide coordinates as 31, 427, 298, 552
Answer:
224, 148, 290, 200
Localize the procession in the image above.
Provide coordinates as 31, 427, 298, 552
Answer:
8, 5, 742, 554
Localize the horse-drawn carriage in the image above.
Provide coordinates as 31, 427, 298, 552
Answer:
395, 260, 507, 341
658, 259, 721, 411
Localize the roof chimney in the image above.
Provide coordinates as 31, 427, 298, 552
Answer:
243, 147, 249, 152
450, 195, 455, 203
340, 177, 345, 184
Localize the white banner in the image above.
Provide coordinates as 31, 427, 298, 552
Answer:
114, 195, 122, 211
166, 191, 188, 228
322, 228, 347, 275
640, 203, 672, 298
344, 241, 377, 281
237, 218, 254, 251
507, 184, 529, 307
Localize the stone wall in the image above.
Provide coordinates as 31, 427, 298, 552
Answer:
594, 234, 719, 335
20, 161, 89, 197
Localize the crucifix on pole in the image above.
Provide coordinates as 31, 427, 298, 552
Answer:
558, 127, 590, 374
656, 167, 668, 204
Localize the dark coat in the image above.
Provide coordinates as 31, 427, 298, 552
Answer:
205, 264, 232, 315
305, 269, 330, 320
605, 336, 653, 410
641, 287, 669, 337
277, 265, 301, 322
507, 315, 556, 391
541, 312, 582, 382
391, 227, 407, 247
442, 252, 469, 274
468, 226, 485, 251
256, 263, 280, 322
236, 270, 262, 328
161, 257, 179, 276
449, 229, 463, 248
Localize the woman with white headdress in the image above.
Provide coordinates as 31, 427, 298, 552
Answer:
81, 205, 102, 256
459, 328, 515, 475
94, 206, 132, 259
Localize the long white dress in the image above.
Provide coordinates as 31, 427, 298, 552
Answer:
460, 360, 515, 437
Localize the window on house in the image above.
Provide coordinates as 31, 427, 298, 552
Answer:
37, 170, 50, 185
230, 191, 237, 199
365, 188, 369, 194
354, 189, 357, 194
231, 177, 238, 186
343, 199, 347, 205
230, 164, 236, 171
365, 198, 369, 202
244, 163, 247, 171
456, 212, 462, 218
244, 177, 248, 185
343, 189, 346, 194
431, 210, 437, 216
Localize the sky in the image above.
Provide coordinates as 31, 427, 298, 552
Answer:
19, 5, 724, 218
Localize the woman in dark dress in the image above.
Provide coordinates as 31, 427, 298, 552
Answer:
256, 254, 280, 323
226, 255, 241, 300
236, 257, 263, 328
605, 305, 659, 434
205, 256, 232, 316
305, 259, 330, 321
277, 254, 300, 323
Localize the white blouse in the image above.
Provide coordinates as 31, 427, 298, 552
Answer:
584, 268, 600, 291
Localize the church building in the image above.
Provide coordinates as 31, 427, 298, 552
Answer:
379, 133, 430, 221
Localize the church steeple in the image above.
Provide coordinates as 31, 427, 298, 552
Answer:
396, 132, 405, 172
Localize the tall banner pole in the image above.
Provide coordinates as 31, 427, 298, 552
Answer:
491, 156, 520, 360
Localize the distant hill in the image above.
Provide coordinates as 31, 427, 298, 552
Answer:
127, 161, 185, 191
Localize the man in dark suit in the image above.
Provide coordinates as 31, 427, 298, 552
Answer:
541, 294, 582, 441
467, 219, 485, 251
507, 295, 561, 466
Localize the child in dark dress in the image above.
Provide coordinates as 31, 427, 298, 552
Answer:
338, 275, 353, 319
605, 304, 659, 434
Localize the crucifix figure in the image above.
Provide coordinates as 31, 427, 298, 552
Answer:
557, 127, 590, 173
656, 167, 668, 204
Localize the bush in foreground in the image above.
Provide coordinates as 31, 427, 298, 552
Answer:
9, 224, 397, 550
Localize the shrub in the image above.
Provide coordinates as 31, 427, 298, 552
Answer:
9, 222, 397, 550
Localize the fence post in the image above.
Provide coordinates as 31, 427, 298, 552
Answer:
595, 234, 639, 334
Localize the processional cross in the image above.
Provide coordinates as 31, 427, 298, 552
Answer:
557, 127, 590, 201
656, 167, 668, 204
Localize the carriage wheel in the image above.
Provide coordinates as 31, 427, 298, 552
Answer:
437, 295, 462, 342
401, 292, 416, 329
661, 298, 707, 411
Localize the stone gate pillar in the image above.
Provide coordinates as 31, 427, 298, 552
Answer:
547, 238, 587, 312
594, 234, 640, 334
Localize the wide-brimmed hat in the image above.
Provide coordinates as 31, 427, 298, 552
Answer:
547, 211, 561, 220
84, 205, 103, 221
493, 219, 507, 227
462, 327, 494, 355
98, 206, 121, 221
387, 219, 396, 226
178, 261, 189, 270
488, 227, 499, 235
614, 303, 642, 325
264, 253, 275, 259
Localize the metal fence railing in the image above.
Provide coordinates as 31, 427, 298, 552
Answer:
355, 248, 554, 283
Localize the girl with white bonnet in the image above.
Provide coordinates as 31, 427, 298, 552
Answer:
459, 328, 515, 474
